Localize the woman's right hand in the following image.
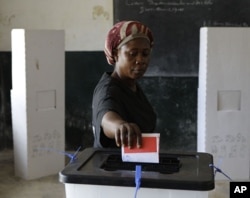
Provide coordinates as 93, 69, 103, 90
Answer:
101, 111, 142, 148
114, 122, 142, 148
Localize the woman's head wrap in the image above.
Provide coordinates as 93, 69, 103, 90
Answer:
104, 21, 154, 65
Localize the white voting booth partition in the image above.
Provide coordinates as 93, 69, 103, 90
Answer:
198, 27, 250, 180
11, 29, 65, 180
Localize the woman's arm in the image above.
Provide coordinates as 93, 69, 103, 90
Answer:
101, 111, 142, 148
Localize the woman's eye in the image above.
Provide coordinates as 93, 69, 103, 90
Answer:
143, 51, 150, 57
129, 51, 137, 57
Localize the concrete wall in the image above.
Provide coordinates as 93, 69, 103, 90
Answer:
0, 0, 113, 51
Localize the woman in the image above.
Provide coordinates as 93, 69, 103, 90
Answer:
92, 21, 156, 149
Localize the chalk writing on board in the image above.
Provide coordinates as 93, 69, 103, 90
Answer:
125, 0, 214, 13
30, 129, 62, 159
203, 21, 249, 27
210, 132, 248, 159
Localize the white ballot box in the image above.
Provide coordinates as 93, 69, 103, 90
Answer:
59, 148, 214, 198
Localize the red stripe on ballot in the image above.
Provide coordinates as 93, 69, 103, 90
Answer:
124, 136, 157, 153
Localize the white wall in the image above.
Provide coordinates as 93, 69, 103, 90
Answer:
0, 0, 113, 51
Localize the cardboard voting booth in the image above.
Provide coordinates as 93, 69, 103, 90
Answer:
198, 27, 250, 180
11, 29, 65, 179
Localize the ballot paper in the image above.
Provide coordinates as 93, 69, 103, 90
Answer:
122, 133, 160, 163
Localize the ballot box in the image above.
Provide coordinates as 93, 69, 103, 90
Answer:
59, 148, 214, 198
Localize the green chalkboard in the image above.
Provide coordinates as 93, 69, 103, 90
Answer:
65, 52, 112, 150
114, 0, 250, 76
139, 77, 198, 151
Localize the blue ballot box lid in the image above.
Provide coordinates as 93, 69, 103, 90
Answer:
59, 148, 215, 191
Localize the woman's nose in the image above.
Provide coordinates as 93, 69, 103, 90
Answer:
135, 54, 145, 65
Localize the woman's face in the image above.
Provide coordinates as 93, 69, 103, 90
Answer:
114, 38, 151, 80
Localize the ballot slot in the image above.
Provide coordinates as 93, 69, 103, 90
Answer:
100, 154, 181, 174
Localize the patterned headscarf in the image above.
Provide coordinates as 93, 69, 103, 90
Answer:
104, 21, 154, 65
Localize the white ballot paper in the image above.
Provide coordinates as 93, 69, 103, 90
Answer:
122, 133, 160, 163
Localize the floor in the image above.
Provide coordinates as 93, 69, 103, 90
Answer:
0, 150, 230, 198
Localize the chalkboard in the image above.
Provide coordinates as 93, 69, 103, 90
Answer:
139, 76, 198, 151
114, 0, 250, 76
65, 52, 112, 150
